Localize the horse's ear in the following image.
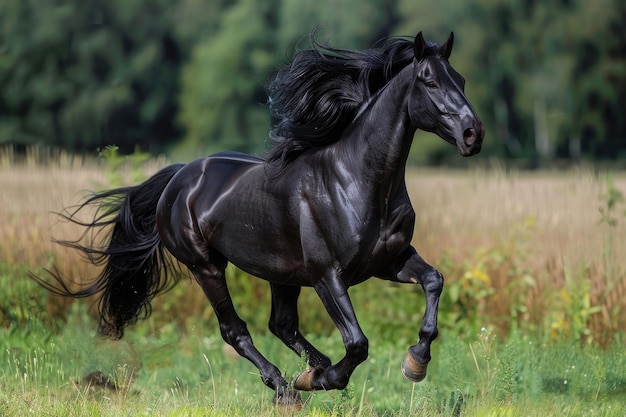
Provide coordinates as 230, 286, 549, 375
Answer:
414, 32, 426, 60
440, 32, 454, 60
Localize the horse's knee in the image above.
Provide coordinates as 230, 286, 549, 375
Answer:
422, 268, 444, 296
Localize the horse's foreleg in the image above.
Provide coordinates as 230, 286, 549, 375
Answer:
269, 283, 332, 369
192, 266, 301, 407
294, 272, 368, 391
382, 246, 443, 382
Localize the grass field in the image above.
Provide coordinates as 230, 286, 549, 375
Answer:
1, 147, 625, 416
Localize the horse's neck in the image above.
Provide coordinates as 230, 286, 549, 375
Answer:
336, 64, 416, 189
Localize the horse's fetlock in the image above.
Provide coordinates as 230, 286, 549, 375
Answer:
347, 337, 369, 363
419, 323, 439, 341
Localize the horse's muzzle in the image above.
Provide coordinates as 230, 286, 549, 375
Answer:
460, 120, 484, 156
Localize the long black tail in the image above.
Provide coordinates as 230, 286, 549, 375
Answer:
32, 163, 185, 339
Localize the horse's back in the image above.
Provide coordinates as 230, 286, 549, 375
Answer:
198, 151, 264, 174
165, 151, 262, 191
156, 151, 265, 258
209, 151, 264, 165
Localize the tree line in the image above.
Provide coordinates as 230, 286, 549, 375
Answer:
1, 0, 623, 162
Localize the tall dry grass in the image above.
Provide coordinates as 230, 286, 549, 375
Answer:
1, 147, 624, 343
0, 147, 171, 318
407, 165, 626, 344
408, 165, 626, 272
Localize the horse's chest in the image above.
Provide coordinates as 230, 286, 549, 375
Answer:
350, 204, 415, 278
371, 222, 412, 263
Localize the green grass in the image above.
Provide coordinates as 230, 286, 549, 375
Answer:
1, 262, 625, 416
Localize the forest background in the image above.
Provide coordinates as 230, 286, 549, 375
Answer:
1, 0, 624, 164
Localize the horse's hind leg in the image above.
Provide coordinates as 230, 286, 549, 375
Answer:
191, 263, 301, 406
269, 283, 331, 369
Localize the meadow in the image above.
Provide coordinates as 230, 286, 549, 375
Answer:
0, 147, 625, 416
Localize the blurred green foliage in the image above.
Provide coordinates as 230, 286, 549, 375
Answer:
1, 0, 624, 162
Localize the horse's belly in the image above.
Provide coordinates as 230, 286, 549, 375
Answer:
207, 217, 310, 284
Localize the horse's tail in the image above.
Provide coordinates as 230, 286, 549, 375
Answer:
32, 163, 185, 339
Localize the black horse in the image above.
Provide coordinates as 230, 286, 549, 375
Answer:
35, 32, 484, 406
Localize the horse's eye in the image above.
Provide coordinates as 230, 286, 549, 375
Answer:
426, 81, 438, 89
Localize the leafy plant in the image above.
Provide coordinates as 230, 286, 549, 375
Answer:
97, 144, 155, 188
468, 327, 498, 400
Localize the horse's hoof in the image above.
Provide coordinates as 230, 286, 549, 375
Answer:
274, 387, 303, 412
293, 367, 323, 391
401, 351, 428, 382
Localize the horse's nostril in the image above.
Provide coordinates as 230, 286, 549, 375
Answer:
463, 128, 476, 146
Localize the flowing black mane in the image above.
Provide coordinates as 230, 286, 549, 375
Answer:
266, 35, 441, 173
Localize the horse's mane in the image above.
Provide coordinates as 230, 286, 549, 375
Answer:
265, 33, 440, 174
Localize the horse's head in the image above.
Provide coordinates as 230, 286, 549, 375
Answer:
408, 32, 484, 156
